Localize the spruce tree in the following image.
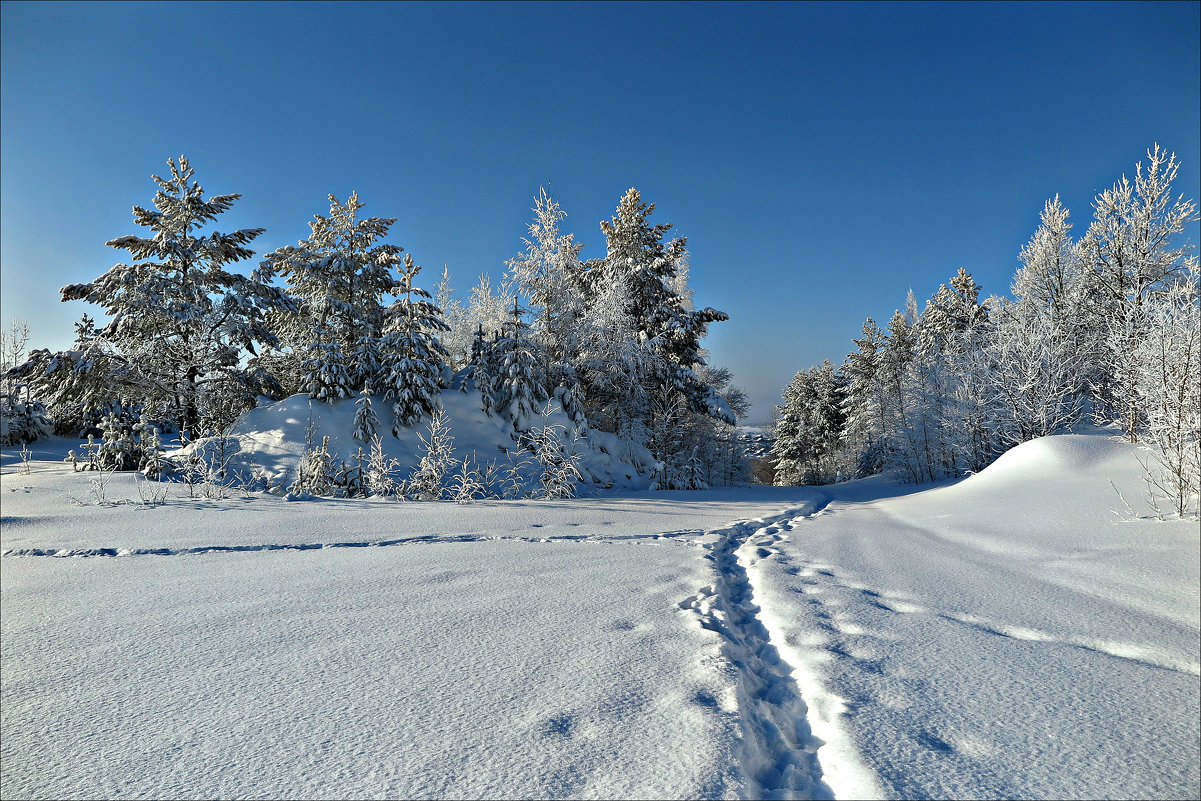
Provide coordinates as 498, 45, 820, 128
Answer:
353, 384, 381, 443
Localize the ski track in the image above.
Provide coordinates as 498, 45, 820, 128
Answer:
0, 529, 706, 559
679, 503, 834, 801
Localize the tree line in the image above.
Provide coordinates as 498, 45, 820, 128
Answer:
3, 157, 748, 489
769, 145, 1199, 518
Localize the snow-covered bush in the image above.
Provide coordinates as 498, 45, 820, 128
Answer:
290, 436, 336, 497
528, 407, 584, 499
408, 409, 455, 500
0, 391, 52, 445
364, 434, 404, 498
449, 456, 485, 504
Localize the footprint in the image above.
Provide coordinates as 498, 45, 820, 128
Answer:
542, 715, 574, 738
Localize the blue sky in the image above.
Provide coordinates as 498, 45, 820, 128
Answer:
2, 1, 1198, 422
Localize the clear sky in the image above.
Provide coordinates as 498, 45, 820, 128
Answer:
2, 1, 1198, 422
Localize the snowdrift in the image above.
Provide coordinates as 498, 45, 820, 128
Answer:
179, 390, 658, 495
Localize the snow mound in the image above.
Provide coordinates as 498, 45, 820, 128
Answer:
176, 390, 658, 494
968, 433, 1132, 483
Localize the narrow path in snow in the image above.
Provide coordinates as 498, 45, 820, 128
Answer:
679, 505, 833, 801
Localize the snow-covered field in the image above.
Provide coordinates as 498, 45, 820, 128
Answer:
2, 432, 1198, 799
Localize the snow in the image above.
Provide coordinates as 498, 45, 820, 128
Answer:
2, 430, 1198, 799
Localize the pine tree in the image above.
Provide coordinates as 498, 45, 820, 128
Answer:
260, 192, 406, 397
59, 156, 286, 441
587, 188, 729, 420
575, 189, 732, 476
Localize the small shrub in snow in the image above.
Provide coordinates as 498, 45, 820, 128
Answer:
501, 449, 533, 500
179, 450, 206, 499
336, 449, 368, 498
364, 434, 404, 498
449, 456, 485, 504
408, 409, 454, 500
97, 413, 142, 471
65, 434, 102, 472
290, 435, 336, 497
529, 407, 584, 499
135, 474, 169, 506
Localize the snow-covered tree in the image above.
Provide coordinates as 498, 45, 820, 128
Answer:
259, 192, 405, 397
585, 188, 729, 420
435, 266, 473, 372
505, 188, 586, 367
770, 360, 846, 486
570, 189, 732, 476
463, 273, 516, 342
841, 317, 892, 476
381, 255, 450, 434
1079, 145, 1200, 440
0, 319, 53, 445
575, 278, 648, 438
58, 156, 286, 441
493, 300, 548, 432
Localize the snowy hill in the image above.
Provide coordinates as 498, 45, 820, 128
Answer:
183, 390, 659, 495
